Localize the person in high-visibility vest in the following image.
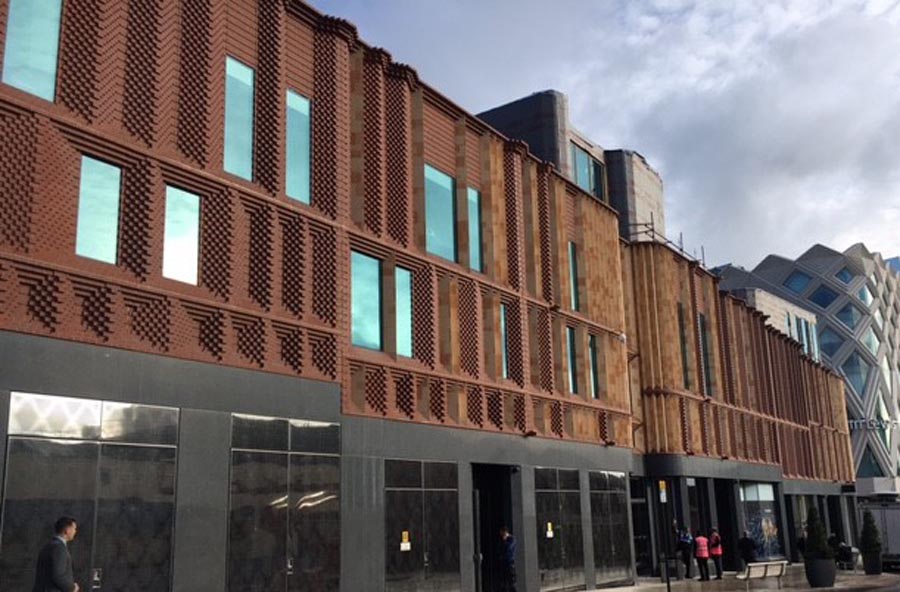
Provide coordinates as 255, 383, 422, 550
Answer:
693, 530, 710, 581
709, 528, 724, 580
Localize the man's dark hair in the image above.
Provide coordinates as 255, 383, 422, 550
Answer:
54, 516, 77, 534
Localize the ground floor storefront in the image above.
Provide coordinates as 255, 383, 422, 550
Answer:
0, 332, 856, 592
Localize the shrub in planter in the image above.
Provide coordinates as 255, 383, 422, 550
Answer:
860, 510, 883, 575
804, 506, 836, 588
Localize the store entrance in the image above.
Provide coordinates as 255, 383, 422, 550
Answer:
472, 464, 515, 592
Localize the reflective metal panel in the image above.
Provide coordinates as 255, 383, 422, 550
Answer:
423, 490, 461, 591
385, 490, 424, 592
228, 451, 289, 592
0, 439, 98, 592
289, 420, 340, 455
385, 460, 422, 489
288, 455, 340, 592
233, 414, 289, 451
101, 402, 178, 445
94, 445, 176, 591
9, 392, 101, 439
424, 462, 458, 490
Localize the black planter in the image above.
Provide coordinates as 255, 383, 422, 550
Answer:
863, 553, 883, 575
805, 558, 837, 588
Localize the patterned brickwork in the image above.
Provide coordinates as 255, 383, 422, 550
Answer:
242, 197, 273, 311
255, 0, 285, 195
458, 278, 480, 378
233, 313, 266, 367
310, 222, 337, 326
412, 264, 436, 368
503, 298, 525, 387
123, 290, 170, 351
536, 165, 554, 303
18, 266, 62, 333
503, 144, 524, 291
308, 329, 337, 380
384, 68, 412, 247
177, 0, 214, 166
201, 188, 233, 300
122, 0, 161, 146
72, 279, 114, 341
364, 365, 388, 415
120, 159, 155, 281
466, 385, 483, 427
362, 51, 387, 236
428, 378, 446, 423
273, 321, 303, 373
184, 302, 226, 361
278, 211, 305, 318
394, 371, 416, 419
0, 109, 37, 252
58, 0, 102, 121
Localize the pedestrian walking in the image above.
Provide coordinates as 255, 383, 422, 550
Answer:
677, 529, 693, 579
737, 530, 756, 571
499, 526, 517, 592
32, 516, 80, 592
694, 530, 710, 581
709, 527, 724, 580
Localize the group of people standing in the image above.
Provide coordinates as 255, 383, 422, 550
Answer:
676, 528, 725, 581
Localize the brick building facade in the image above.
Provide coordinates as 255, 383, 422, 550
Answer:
0, 1, 852, 591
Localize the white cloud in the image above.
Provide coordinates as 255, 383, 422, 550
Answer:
314, 0, 900, 267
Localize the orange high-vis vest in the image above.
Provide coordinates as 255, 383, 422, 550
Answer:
710, 534, 723, 556
694, 536, 709, 558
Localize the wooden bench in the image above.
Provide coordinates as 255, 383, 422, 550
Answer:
735, 561, 788, 591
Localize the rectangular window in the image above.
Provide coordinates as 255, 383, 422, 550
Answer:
589, 334, 600, 399
285, 90, 311, 203
162, 186, 201, 285
224, 57, 255, 180
76, 156, 122, 264
567, 326, 578, 394
351, 251, 382, 350
677, 303, 691, 390
1, 0, 62, 100
467, 187, 482, 272
425, 165, 457, 262
500, 303, 509, 379
396, 267, 413, 357
699, 313, 713, 396
592, 159, 606, 201
568, 241, 580, 311
570, 142, 604, 199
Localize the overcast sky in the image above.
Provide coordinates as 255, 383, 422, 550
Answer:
313, 0, 900, 269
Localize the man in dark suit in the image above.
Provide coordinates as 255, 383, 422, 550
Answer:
32, 516, 80, 592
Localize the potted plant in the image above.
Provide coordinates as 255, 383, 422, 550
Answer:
803, 506, 836, 588
860, 510, 883, 575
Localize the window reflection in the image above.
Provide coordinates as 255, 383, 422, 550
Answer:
9, 392, 101, 439
395, 267, 413, 357
424, 165, 456, 262
76, 157, 122, 264
467, 188, 482, 272
1, 0, 62, 100
351, 251, 382, 350
224, 57, 255, 180
162, 185, 201, 285
286, 91, 311, 203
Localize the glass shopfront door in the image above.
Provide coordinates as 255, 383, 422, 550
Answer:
0, 392, 178, 592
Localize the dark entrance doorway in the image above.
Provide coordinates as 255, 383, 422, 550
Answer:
713, 479, 740, 571
473, 464, 515, 592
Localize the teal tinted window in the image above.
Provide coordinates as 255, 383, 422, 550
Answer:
874, 309, 884, 331
808, 285, 838, 309
1, 0, 62, 100
677, 303, 691, 389
286, 91, 311, 203
858, 446, 884, 478
571, 142, 592, 194
467, 187, 482, 271
783, 270, 811, 294
351, 251, 382, 350
425, 165, 456, 261
224, 57, 255, 180
862, 327, 880, 356
837, 304, 863, 329
842, 352, 871, 396
859, 285, 874, 306
568, 242, 580, 311
818, 327, 844, 358
835, 267, 854, 284
76, 157, 122, 264
589, 334, 600, 399
162, 186, 201, 285
500, 303, 509, 379
699, 313, 713, 396
567, 326, 578, 394
396, 267, 412, 357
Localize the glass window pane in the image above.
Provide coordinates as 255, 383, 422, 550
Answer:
837, 304, 863, 329
568, 242, 579, 311
819, 326, 844, 358
874, 309, 884, 331
862, 327, 880, 356
567, 326, 578, 394
535, 468, 558, 490
808, 285, 838, 309
783, 270, 812, 294
424, 165, 456, 262
396, 267, 413, 357
289, 454, 341, 592
351, 251, 382, 350
842, 352, 872, 397
76, 156, 122, 264
467, 187, 482, 271
558, 469, 579, 490
571, 142, 592, 193
100, 401, 179, 445
1, 0, 62, 100
286, 91, 311, 203
500, 303, 509, 379
232, 413, 289, 451
224, 57, 255, 180
589, 335, 600, 399
859, 285, 874, 306
835, 267, 854, 284
289, 419, 340, 455
9, 391, 102, 439
385, 459, 422, 489
424, 462, 458, 489
162, 186, 200, 284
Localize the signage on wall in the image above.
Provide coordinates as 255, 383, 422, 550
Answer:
848, 419, 899, 431
659, 480, 667, 504
400, 531, 411, 552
